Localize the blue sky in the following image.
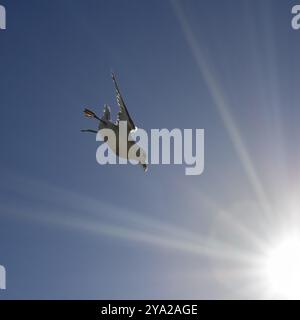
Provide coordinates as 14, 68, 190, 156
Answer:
1, 0, 300, 299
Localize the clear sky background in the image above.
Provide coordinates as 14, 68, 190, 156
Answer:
1, 0, 300, 299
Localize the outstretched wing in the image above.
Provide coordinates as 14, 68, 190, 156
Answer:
111, 72, 136, 131
102, 104, 111, 121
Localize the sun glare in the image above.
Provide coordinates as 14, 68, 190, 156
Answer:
263, 234, 300, 299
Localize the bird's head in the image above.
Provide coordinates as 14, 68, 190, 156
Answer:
137, 147, 148, 172
140, 163, 148, 172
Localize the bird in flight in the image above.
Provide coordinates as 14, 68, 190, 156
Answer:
81, 73, 148, 172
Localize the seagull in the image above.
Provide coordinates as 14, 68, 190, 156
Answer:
81, 73, 148, 172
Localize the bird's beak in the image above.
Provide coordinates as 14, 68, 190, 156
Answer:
141, 163, 148, 172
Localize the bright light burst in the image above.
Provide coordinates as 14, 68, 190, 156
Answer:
171, 0, 300, 299
262, 234, 300, 299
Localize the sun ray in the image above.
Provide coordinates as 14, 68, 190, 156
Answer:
0, 171, 261, 266
171, 0, 273, 220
